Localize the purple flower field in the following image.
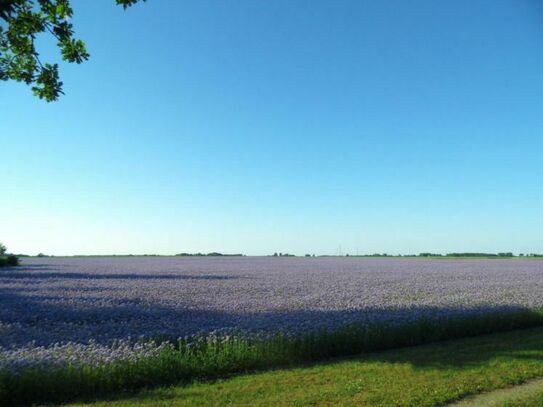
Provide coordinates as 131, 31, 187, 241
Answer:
1, 256, 543, 370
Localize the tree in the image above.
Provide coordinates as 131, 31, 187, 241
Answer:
0, 0, 144, 101
0, 243, 19, 266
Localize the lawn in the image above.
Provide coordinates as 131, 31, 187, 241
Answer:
67, 326, 543, 407
454, 378, 543, 406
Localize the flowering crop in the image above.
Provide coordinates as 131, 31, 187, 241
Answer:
1, 256, 543, 371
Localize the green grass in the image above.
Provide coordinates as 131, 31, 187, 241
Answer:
452, 377, 543, 406
501, 391, 543, 407
67, 326, 543, 407
4, 310, 543, 406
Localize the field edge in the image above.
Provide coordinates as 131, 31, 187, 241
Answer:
3, 308, 543, 406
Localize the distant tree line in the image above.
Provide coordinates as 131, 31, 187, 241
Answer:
177, 251, 542, 258
277, 252, 543, 258
445, 252, 514, 257
3, 249, 541, 260
176, 252, 244, 257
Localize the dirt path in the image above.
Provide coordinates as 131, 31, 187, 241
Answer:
450, 377, 543, 406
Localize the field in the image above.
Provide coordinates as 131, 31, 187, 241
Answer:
2, 257, 543, 405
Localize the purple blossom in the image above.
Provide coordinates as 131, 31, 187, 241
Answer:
1, 256, 542, 370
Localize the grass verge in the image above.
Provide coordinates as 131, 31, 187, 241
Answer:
3, 309, 543, 406
68, 326, 543, 407
452, 377, 543, 406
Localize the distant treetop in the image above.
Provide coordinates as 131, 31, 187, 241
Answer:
175, 252, 244, 257
445, 253, 514, 258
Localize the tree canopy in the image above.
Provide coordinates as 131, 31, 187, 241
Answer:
0, 0, 144, 101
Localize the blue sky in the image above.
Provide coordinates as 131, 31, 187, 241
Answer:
2, 0, 543, 255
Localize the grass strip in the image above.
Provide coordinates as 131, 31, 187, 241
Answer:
451, 377, 543, 406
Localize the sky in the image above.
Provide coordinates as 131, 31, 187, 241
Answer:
2, 0, 543, 256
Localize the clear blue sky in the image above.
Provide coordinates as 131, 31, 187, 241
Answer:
2, 0, 543, 255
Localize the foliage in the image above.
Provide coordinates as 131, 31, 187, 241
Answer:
272, 252, 295, 257
0, 243, 19, 266
0, 0, 144, 101
0, 255, 19, 266
446, 252, 515, 257
175, 252, 244, 257
2, 309, 543, 405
